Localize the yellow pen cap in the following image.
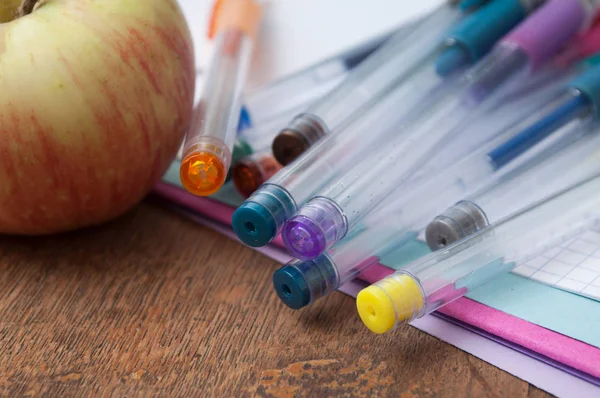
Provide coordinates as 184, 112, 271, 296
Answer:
356, 274, 424, 334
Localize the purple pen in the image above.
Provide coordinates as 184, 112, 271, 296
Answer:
466, 0, 598, 102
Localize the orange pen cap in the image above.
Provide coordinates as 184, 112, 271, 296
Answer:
208, 0, 263, 42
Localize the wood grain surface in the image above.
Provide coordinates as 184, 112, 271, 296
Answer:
0, 196, 553, 397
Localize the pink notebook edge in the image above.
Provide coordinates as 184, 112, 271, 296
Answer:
152, 181, 600, 380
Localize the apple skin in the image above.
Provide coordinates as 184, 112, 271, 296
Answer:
0, 0, 196, 234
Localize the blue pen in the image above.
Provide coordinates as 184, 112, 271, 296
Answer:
233, 0, 544, 248
425, 122, 600, 251
487, 62, 600, 168
421, 64, 600, 248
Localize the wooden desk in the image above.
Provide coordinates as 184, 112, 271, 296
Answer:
0, 199, 551, 397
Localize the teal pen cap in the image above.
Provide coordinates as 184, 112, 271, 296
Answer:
231, 139, 254, 165
232, 184, 297, 247
436, 0, 545, 77
458, 0, 491, 10
578, 52, 600, 68
569, 62, 600, 114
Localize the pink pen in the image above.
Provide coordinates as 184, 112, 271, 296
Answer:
554, 22, 600, 67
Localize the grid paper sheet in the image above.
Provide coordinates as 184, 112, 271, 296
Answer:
513, 226, 600, 302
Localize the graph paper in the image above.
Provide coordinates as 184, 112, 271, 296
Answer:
513, 226, 600, 302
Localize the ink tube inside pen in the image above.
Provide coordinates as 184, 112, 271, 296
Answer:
356, 171, 600, 334
180, 0, 262, 197
487, 61, 600, 168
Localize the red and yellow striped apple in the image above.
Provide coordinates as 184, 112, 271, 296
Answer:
0, 0, 195, 234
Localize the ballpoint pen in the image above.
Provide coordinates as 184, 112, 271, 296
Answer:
230, 30, 397, 165
231, 114, 300, 170
234, 18, 600, 140
425, 125, 600, 252
238, 20, 398, 132
270, 76, 582, 309
410, 59, 600, 207
233, 0, 541, 248
356, 171, 600, 334
272, 122, 600, 310
282, 0, 597, 261
423, 69, 600, 249
172, 34, 384, 186
270, 0, 535, 166
180, 0, 262, 196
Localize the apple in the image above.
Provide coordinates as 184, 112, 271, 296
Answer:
0, 0, 196, 234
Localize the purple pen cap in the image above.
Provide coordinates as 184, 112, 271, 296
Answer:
282, 197, 348, 260
501, 0, 589, 71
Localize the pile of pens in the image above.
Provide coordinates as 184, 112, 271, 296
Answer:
180, 0, 600, 334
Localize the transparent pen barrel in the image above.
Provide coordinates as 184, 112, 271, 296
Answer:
464, 45, 531, 104
408, 173, 600, 318
333, 93, 472, 227
473, 122, 600, 223
377, 70, 572, 200
245, 72, 348, 127
269, 67, 446, 202
240, 96, 328, 154
184, 30, 253, 153
306, 5, 461, 129
329, 217, 432, 287
331, 48, 540, 227
424, 113, 599, 249
241, 17, 410, 124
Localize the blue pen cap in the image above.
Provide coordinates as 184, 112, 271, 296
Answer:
273, 254, 339, 310
569, 63, 600, 116
237, 106, 252, 133
232, 184, 297, 247
441, 0, 531, 65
